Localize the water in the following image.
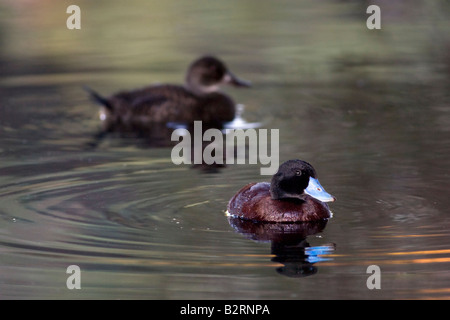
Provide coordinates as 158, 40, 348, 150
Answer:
1, 0, 450, 299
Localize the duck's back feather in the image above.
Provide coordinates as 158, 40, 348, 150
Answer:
104, 84, 235, 125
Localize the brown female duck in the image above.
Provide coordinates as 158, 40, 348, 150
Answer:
85, 56, 251, 131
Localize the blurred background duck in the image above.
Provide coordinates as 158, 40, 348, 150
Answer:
85, 56, 251, 132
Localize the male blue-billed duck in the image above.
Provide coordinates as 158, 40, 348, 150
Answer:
227, 160, 336, 222
85, 56, 251, 130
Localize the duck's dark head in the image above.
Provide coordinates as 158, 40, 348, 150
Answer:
185, 56, 251, 95
270, 159, 336, 203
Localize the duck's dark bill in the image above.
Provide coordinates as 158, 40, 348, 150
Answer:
304, 177, 336, 202
224, 72, 252, 87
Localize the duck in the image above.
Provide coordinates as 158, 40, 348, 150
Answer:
227, 159, 335, 222
85, 56, 251, 131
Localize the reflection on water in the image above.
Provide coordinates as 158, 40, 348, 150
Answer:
224, 104, 262, 130
85, 112, 263, 173
228, 217, 334, 277
1, 0, 450, 300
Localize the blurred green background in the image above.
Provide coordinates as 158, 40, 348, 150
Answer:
1, 0, 450, 300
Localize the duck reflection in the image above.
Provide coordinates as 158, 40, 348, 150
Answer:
86, 104, 261, 173
227, 216, 335, 277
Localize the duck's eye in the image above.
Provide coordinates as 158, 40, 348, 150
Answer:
295, 170, 301, 176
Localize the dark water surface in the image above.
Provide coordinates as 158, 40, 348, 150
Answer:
1, 1, 450, 299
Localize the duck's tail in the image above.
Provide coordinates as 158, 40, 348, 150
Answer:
83, 86, 113, 111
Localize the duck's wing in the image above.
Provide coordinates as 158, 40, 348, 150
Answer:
128, 85, 200, 119
130, 95, 169, 114
107, 84, 201, 123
